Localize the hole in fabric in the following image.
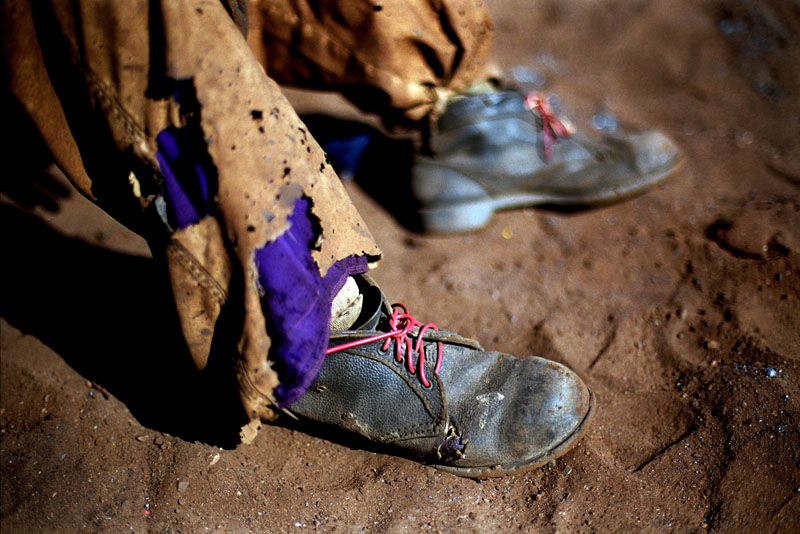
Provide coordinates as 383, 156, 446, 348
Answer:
155, 79, 219, 229
255, 196, 369, 407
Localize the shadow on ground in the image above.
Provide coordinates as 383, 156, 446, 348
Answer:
301, 114, 425, 232
0, 204, 244, 448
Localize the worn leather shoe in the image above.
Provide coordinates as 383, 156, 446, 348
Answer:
287, 275, 594, 478
412, 90, 682, 233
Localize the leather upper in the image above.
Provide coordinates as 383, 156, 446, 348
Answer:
288, 275, 593, 476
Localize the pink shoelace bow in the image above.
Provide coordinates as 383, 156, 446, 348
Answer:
327, 303, 444, 388
524, 92, 573, 163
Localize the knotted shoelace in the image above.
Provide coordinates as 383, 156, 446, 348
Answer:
524, 92, 573, 163
327, 303, 444, 388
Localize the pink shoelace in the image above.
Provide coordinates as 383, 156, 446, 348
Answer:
524, 92, 573, 163
326, 303, 444, 388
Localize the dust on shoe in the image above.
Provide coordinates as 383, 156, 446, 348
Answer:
412, 90, 682, 233
288, 275, 594, 478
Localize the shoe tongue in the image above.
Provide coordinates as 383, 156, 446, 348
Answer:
349, 280, 386, 331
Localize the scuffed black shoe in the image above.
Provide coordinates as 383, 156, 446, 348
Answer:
412, 90, 682, 233
287, 275, 594, 478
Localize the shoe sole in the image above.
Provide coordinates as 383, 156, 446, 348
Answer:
418, 157, 685, 234
431, 388, 596, 479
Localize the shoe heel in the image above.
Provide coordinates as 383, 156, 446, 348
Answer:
418, 200, 495, 234
412, 164, 496, 233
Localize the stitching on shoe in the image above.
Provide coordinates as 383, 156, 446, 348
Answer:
351, 347, 442, 418
334, 345, 447, 441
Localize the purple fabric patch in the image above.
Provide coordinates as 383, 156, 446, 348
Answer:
156, 126, 212, 229
154, 96, 365, 407
256, 197, 367, 407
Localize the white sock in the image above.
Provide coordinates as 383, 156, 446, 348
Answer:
330, 276, 363, 331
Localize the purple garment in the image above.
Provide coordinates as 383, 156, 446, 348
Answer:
256, 198, 367, 407
156, 116, 366, 408
156, 126, 212, 229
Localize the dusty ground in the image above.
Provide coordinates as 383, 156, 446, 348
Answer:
2, 0, 799, 532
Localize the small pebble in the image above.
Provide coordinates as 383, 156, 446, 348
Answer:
765, 367, 778, 378
734, 130, 754, 147
718, 19, 743, 35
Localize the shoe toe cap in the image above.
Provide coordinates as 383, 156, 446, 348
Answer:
449, 355, 592, 473
502, 357, 591, 461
